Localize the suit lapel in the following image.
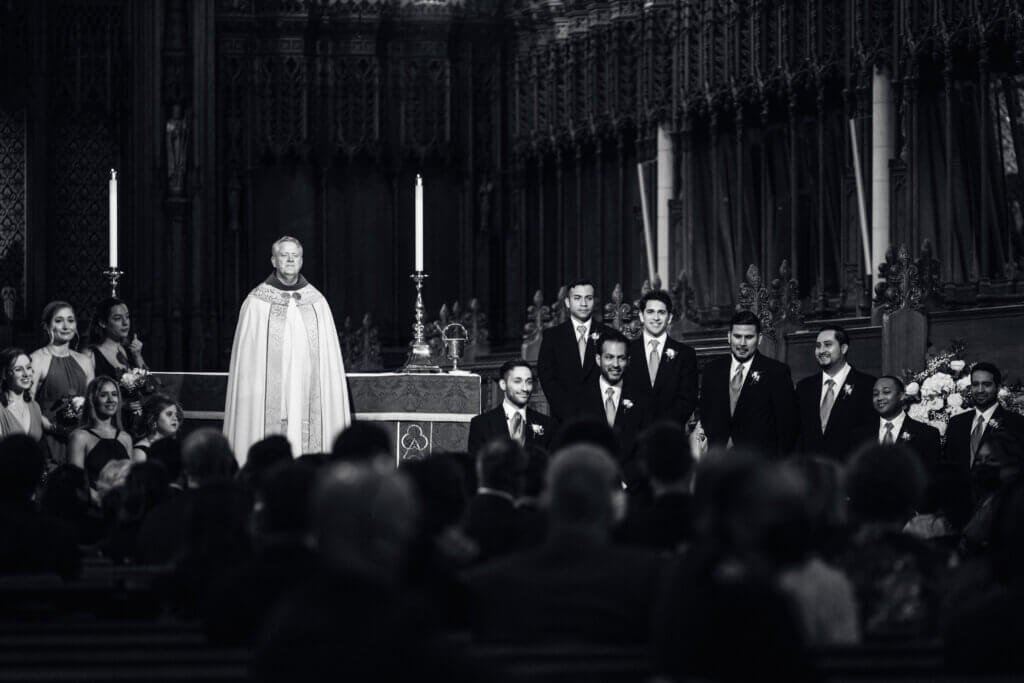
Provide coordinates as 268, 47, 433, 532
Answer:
489, 408, 510, 440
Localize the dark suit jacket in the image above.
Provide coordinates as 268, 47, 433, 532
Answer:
944, 406, 1024, 474
466, 407, 555, 456
537, 320, 615, 421
698, 352, 799, 458
578, 378, 650, 488
623, 335, 698, 427
795, 367, 877, 461
462, 530, 665, 644
852, 415, 942, 470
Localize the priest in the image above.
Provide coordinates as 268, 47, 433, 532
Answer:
224, 236, 351, 464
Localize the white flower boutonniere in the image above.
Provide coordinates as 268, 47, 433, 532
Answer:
843, 384, 854, 397
989, 418, 1001, 431
664, 348, 677, 361
621, 399, 634, 410
748, 371, 761, 385
530, 424, 544, 436
590, 332, 601, 342
900, 432, 912, 442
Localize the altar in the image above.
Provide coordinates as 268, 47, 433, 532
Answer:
153, 372, 481, 464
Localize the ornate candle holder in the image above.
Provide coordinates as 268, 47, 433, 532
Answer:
103, 267, 124, 298
400, 271, 441, 373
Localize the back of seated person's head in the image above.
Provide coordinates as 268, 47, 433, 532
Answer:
476, 438, 527, 495
798, 456, 846, 539
295, 452, 327, 469
39, 464, 89, 520
148, 437, 183, 485
182, 428, 237, 487
330, 422, 392, 467
247, 435, 293, 472
725, 461, 813, 569
691, 447, 764, 543
119, 461, 170, 521
923, 462, 973, 530
636, 421, 694, 489
0, 434, 45, 503
521, 445, 550, 500
546, 444, 622, 532
550, 415, 619, 456
257, 461, 317, 539
845, 443, 926, 526
311, 463, 418, 584
402, 453, 468, 537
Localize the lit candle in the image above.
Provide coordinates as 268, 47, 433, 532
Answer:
109, 169, 118, 268
415, 174, 424, 272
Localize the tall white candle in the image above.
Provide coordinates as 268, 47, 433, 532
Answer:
109, 169, 118, 268
415, 174, 424, 272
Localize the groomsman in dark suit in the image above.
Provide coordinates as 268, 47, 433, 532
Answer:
578, 329, 649, 489
698, 311, 798, 458
467, 361, 556, 456
537, 280, 615, 422
944, 362, 1024, 477
851, 376, 941, 469
623, 290, 698, 428
795, 325, 877, 461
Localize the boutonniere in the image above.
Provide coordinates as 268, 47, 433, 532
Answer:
621, 399, 634, 410
530, 424, 544, 436
589, 332, 601, 342
900, 432, 912, 442
664, 348, 677, 361
748, 371, 761, 385
988, 418, 1001, 431
843, 384, 854, 397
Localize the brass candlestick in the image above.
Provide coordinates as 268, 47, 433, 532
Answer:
103, 267, 124, 298
400, 271, 441, 373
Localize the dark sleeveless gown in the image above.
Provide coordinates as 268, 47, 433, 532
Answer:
36, 355, 89, 466
83, 428, 130, 486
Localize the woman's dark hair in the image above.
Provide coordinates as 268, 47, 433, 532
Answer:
89, 297, 129, 345
82, 375, 125, 431
0, 347, 32, 405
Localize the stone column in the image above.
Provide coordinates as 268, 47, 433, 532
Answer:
656, 124, 673, 285
871, 68, 895, 279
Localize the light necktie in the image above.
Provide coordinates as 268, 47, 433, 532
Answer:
729, 366, 744, 415
648, 339, 660, 387
510, 411, 524, 446
882, 421, 894, 444
820, 379, 836, 433
970, 414, 985, 463
577, 325, 587, 367
604, 387, 616, 427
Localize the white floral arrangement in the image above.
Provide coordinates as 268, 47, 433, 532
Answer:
902, 343, 1024, 437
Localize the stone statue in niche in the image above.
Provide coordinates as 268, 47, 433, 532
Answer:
166, 104, 190, 196
1, 286, 14, 322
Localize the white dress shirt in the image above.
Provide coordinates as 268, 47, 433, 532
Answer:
572, 317, 593, 342
502, 399, 528, 438
877, 411, 907, 443
642, 331, 668, 361
729, 356, 754, 384
599, 377, 622, 411
822, 363, 852, 404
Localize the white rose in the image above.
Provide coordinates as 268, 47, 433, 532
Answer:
998, 387, 1011, 400
907, 403, 929, 421
928, 420, 948, 437
947, 393, 963, 409
956, 377, 970, 391
925, 397, 945, 412
949, 360, 966, 373
71, 396, 85, 411
906, 382, 920, 397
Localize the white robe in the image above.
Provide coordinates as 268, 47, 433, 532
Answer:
223, 278, 352, 465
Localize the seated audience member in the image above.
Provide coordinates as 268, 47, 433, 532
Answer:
38, 463, 105, 545
147, 436, 183, 490
0, 435, 79, 579
101, 461, 170, 563
615, 421, 694, 551
961, 430, 1024, 554
67, 376, 133, 492
0, 348, 44, 440
946, 478, 1024, 673
904, 463, 973, 543
462, 439, 527, 563
136, 428, 237, 564
255, 464, 477, 683
798, 456, 849, 560
206, 461, 319, 645
852, 376, 941, 470
132, 394, 182, 461
516, 445, 550, 549
330, 421, 392, 469
654, 449, 816, 682
237, 435, 293, 505
462, 444, 665, 644
838, 443, 943, 641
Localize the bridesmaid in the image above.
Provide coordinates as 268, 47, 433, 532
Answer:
85, 297, 149, 429
30, 301, 94, 465
0, 347, 44, 439
68, 376, 133, 492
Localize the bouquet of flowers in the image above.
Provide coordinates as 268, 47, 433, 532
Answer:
901, 342, 1024, 437
119, 368, 160, 401
50, 393, 85, 436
